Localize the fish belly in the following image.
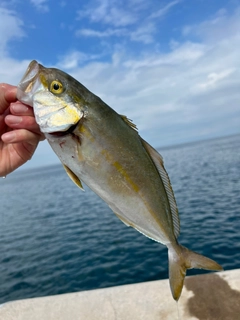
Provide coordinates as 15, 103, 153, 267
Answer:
46, 125, 175, 246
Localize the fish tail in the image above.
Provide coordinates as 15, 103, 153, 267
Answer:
168, 243, 223, 301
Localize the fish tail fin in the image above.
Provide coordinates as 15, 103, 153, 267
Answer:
168, 243, 223, 301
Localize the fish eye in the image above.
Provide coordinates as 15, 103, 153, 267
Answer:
50, 80, 64, 94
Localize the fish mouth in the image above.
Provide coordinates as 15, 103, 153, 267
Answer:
17, 60, 40, 106
17, 60, 84, 136
47, 121, 80, 137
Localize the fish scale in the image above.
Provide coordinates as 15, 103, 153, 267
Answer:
17, 60, 223, 301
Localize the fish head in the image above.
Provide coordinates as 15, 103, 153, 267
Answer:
17, 60, 84, 134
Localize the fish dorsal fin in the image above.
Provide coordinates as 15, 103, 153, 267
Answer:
63, 164, 84, 191
120, 115, 138, 131
141, 139, 180, 238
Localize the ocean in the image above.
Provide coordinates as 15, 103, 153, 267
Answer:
0, 134, 239, 304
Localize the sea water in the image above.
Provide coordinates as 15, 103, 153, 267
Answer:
0, 134, 239, 304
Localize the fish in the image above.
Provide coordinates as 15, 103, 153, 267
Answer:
17, 60, 223, 300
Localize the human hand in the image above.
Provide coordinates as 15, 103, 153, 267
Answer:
0, 83, 44, 176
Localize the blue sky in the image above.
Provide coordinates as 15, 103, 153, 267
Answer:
0, 0, 240, 169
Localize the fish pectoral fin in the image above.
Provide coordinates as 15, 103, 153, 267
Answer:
120, 115, 138, 131
141, 138, 180, 238
63, 164, 84, 191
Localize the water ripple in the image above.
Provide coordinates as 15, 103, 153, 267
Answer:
0, 134, 239, 303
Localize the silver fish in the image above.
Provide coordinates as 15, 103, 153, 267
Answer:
17, 60, 223, 300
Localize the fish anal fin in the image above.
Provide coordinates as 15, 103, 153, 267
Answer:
141, 139, 180, 238
114, 212, 132, 227
120, 115, 138, 131
63, 164, 84, 191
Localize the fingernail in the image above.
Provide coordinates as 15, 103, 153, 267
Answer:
2, 131, 16, 142
6, 115, 22, 124
12, 103, 29, 113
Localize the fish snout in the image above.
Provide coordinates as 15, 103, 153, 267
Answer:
17, 60, 40, 106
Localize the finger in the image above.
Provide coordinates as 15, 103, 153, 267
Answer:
0, 84, 17, 113
2, 129, 42, 145
5, 115, 40, 133
10, 102, 34, 116
0, 107, 10, 136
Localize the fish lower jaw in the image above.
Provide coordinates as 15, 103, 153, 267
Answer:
47, 131, 69, 137
43, 121, 80, 137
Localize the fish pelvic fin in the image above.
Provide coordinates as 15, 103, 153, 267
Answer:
63, 164, 84, 191
168, 243, 223, 301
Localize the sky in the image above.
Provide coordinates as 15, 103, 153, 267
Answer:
0, 0, 239, 170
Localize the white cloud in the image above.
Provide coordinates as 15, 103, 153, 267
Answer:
0, 7, 30, 85
30, 0, 49, 12
182, 7, 240, 42
0, 7, 25, 55
56, 51, 104, 70
196, 69, 236, 91
76, 0, 180, 44
77, 0, 138, 27
130, 23, 156, 44
76, 28, 127, 38
76, 24, 156, 44
1, 3, 239, 157
0, 57, 32, 84
150, 0, 181, 19
123, 42, 206, 68
77, 0, 181, 28
58, 7, 240, 147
